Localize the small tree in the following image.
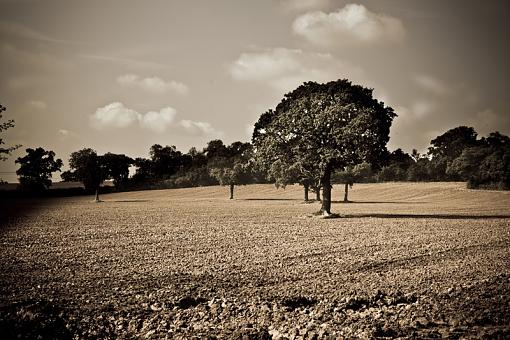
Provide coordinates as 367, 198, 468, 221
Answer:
253, 80, 395, 215
334, 162, 372, 202
15, 147, 63, 191
209, 141, 253, 199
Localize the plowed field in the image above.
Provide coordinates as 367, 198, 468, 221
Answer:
1, 183, 509, 338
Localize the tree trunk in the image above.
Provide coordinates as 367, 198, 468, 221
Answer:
315, 188, 321, 202
304, 184, 309, 202
321, 164, 333, 215
229, 184, 234, 199
94, 187, 100, 202
344, 183, 349, 202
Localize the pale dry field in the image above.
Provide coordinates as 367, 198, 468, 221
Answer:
0, 182, 509, 338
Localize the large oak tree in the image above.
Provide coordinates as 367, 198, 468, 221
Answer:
253, 80, 395, 215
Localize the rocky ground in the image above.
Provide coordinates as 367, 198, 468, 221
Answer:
0, 183, 509, 339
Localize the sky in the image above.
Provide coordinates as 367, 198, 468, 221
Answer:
1, 0, 509, 182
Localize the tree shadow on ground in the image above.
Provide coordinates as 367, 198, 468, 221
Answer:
242, 198, 303, 201
110, 199, 152, 203
341, 213, 510, 220
332, 200, 430, 204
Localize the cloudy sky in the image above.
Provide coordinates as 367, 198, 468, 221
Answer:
1, 0, 509, 182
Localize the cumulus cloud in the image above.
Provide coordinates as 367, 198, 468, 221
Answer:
413, 74, 451, 96
292, 3, 405, 46
179, 120, 222, 136
117, 74, 188, 95
91, 102, 141, 129
139, 107, 177, 133
91, 102, 219, 135
229, 47, 363, 93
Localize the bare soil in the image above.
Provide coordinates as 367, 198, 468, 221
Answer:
0, 183, 509, 339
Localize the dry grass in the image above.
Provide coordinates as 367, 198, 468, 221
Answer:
0, 182, 509, 338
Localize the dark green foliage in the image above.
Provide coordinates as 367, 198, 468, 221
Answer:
101, 153, 133, 188
15, 147, 63, 191
427, 126, 479, 181
377, 149, 415, 182
63, 148, 104, 192
149, 144, 185, 179
209, 141, 254, 198
253, 79, 396, 213
448, 132, 510, 189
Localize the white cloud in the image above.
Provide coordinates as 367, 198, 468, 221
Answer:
139, 107, 177, 133
117, 74, 189, 95
179, 120, 222, 136
91, 102, 220, 135
91, 102, 140, 129
229, 47, 364, 93
413, 74, 450, 96
27, 100, 47, 110
292, 4, 405, 46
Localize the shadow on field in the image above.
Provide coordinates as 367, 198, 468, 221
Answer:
342, 213, 510, 220
0, 199, 45, 230
110, 199, 152, 203
243, 198, 303, 201
332, 200, 430, 204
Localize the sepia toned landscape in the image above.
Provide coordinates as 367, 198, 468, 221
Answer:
1, 183, 509, 338
1, 1, 510, 339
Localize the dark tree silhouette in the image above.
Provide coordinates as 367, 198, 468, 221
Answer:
428, 126, 478, 180
253, 80, 395, 215
448, 131, 510, 189
15, 147, 63, 191
101, 152, 133, 189
149, 144, 184, 179
63, 148, 105, 201
0, 103, 21, 182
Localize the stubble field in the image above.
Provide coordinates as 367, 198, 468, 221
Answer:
0, 182, 509, 339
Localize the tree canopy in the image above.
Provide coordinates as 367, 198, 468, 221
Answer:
62, 148, 105, 195
101, 152, 133, 188
209, 141, 254, 199
15, 147, 63, 191
253, 79, 396, 214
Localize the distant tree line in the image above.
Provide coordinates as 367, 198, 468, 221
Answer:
373, 127, 510, 190
2, 83, 509, 203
